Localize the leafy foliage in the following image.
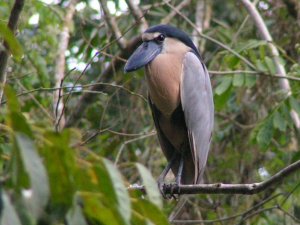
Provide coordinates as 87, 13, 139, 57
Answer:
0, 0, 300, 224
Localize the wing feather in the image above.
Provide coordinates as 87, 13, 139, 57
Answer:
180, 52, 214, 183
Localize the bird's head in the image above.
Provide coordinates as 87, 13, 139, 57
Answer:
124, 24, 200, 73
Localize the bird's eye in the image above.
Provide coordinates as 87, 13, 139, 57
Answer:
155, 34, 165, 43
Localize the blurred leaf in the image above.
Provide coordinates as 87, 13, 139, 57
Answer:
214, 86, 232, 110
215, 76, 232, 95
4, 86, 33, 138
28, 51, 50, 88
224, 55, 240, 68
236, 39, 267, 53
132, 199, 169, 225
245, 74, 257, 88
294, 205, 300, 220
256, 116, 274, 149
265, 56, 276, 75
81, 192, 122, 225
97, 158, 131, 225
15, 133, 49, 219
4, 85, 20, 113
136, 163, 162, 209
0, 22, 23, 60
41, 130, 76, 210
255, 59, 268, 72
232, 74, 244, 87
259, 45, 266, 59
66, 196, 88, 225
0, 190, 22, 225
103, 159, 131, 224
273, 111, 286, 132
289, 97, 300, 115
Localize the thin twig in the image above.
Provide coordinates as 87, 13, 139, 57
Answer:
14, 75, 53, 120
161, 0, 191, 24
107, 129, 156, 137
64, 10, 149, 127
171, 206, 278, 224
280, 181, 300, 206
99, 0, 127, 49
54, 0, 77, 130
64, 36, 141, 127
277, 205, 300, 223
114, 132, 156, 165
210, 70, 300, 81
125, 0, 148, 32
164, 0, 256, 70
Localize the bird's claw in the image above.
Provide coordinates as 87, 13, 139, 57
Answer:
158, 182, 179, 200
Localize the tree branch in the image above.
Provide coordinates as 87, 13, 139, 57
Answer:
192, 0, 205, 49
161, 0, 191, 24
0, 0, 25, 102
129, 159, 300, 195
163, 0, 256, 70
125, 0, 148, 32
99, 0, 127, 49
64, 36, 141, 128
240, 0, 300, 130
54, 0, 77, 131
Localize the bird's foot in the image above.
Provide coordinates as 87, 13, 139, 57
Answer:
158, 182, 179, 200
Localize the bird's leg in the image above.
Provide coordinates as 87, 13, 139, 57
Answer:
175, 153, 184, 185
157, 153, 178, 198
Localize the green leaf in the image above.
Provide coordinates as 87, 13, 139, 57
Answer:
66, 196, 88, 225
224, 55, 240, 68
92, 159, 131, 224
28, 51, 50, 87
264, 56, 276, 75
245, 74, 257, 88
255, 59, 268, 72
214, 86, 232, 110
132, 199, 169, 225
236, 39, 267, 53
4, 85, 20, 113
273, 111, 286, 132
136, 163, 162, 209
232, 74, 244, 87
15, 133, 49, 219
259, 45, 266, 60
81, 193, 122, 225
0, 190, 22, 225
256, 116, 274, 148
4, 86, 33, 138
215, 76, 232, 95
289, 97, 300, 115
100, 159, 131, 225
0, 22, 23, 60
41, 131, 76, 210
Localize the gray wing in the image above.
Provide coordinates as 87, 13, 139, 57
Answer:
180, 52, 214, 183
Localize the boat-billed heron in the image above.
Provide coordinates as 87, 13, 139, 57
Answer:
124, 25, 214, 194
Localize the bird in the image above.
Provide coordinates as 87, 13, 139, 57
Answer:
124, 24, 214, 195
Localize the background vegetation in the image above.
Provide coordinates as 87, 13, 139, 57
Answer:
0, 0, 300, 224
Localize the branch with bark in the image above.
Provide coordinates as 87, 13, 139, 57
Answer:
125, 0, 148, 32
0, 0, 25, 102
129, 159, 300, 195
99, 0, 127, 49
240, 0, 300, 130
54, 0, 77, 130
161, 0, 191, 24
